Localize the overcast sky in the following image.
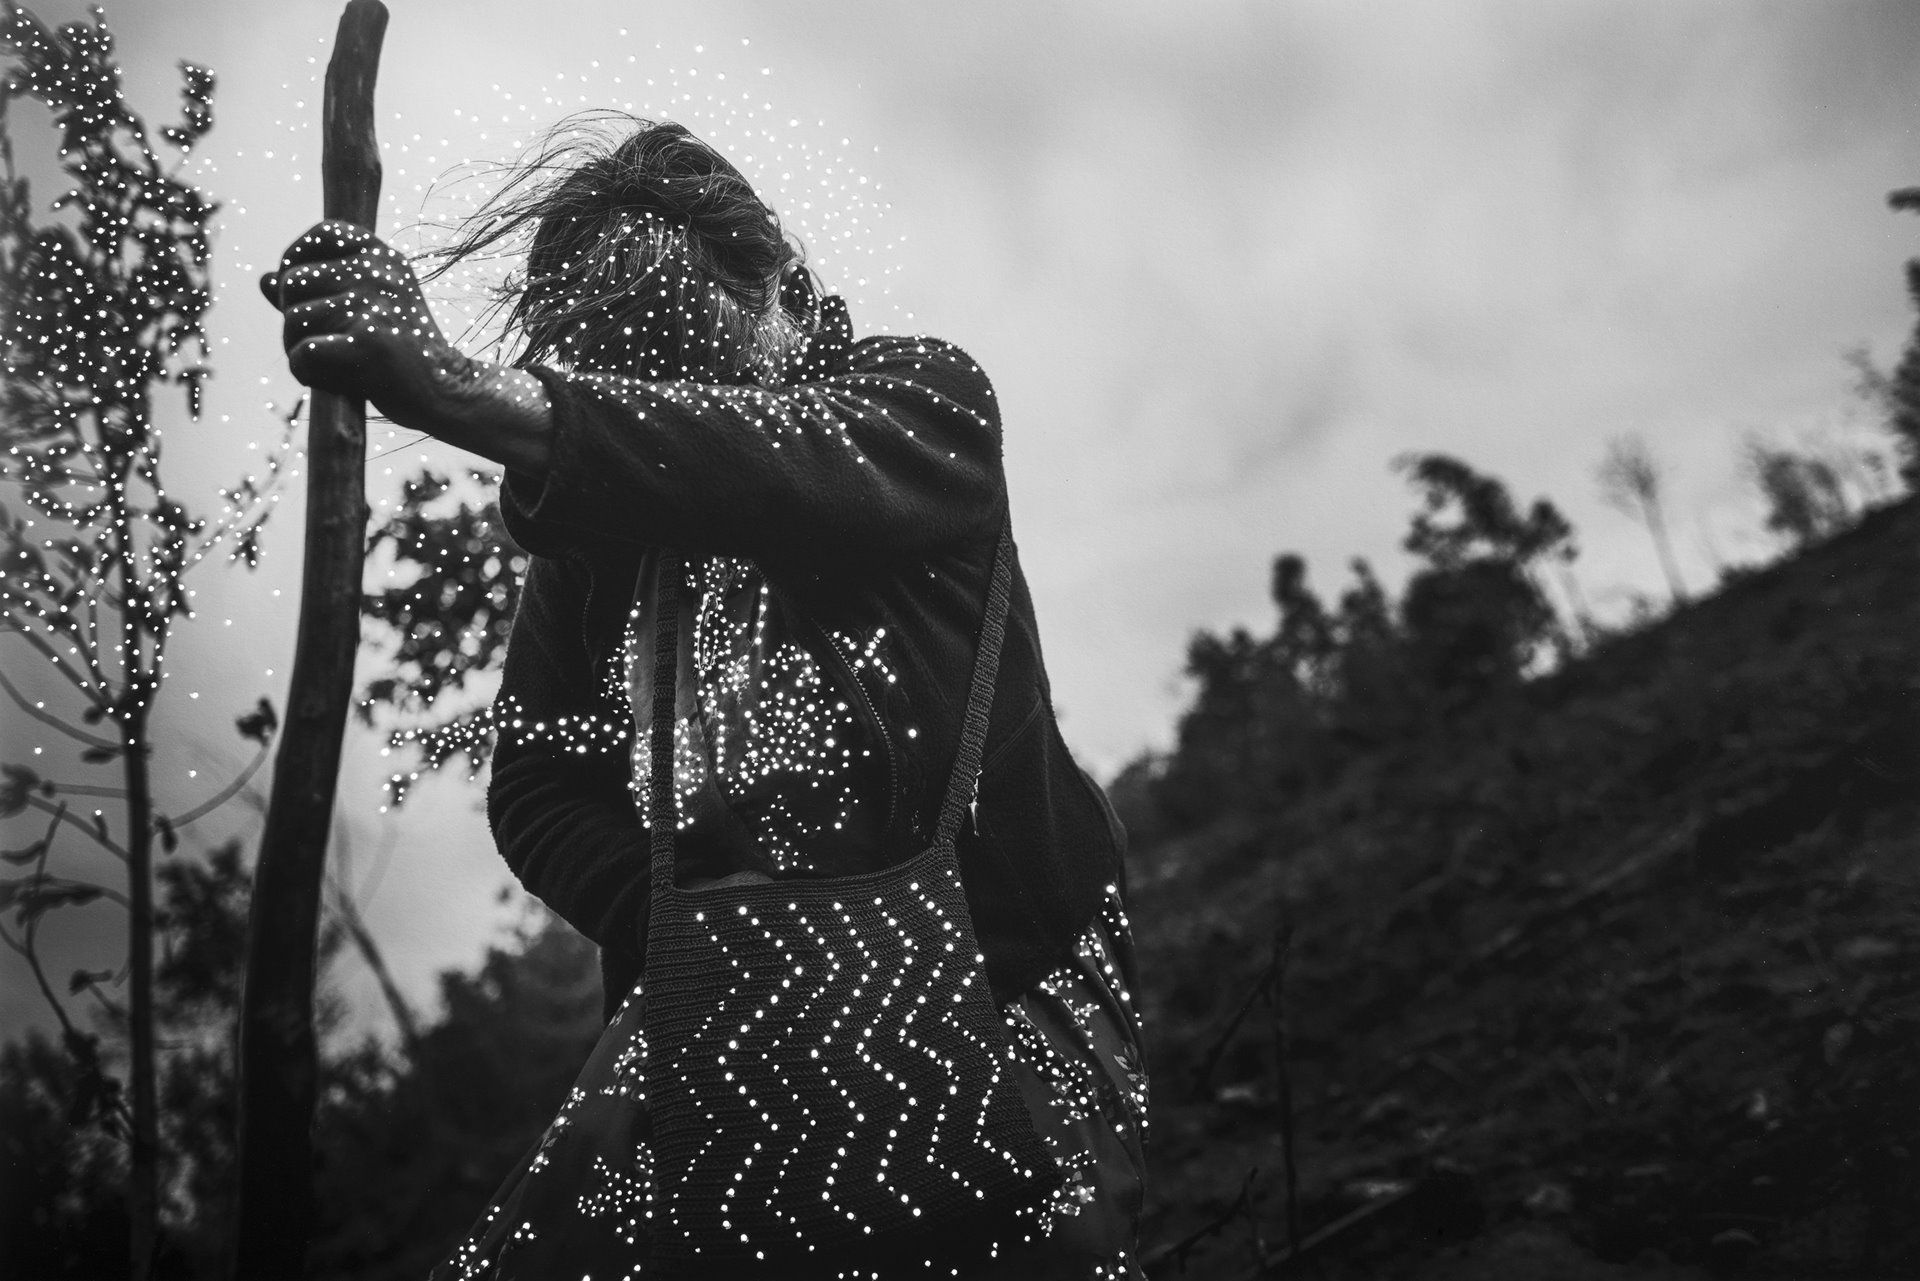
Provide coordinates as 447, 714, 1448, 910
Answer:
5, 0, 1918, 1038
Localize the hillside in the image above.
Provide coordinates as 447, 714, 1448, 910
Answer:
1129, 497, 1920, 1279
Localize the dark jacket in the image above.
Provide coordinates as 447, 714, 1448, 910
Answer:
486, 334, 1124, 1021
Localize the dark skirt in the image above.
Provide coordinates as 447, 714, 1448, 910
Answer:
432, 885, 1151, 1280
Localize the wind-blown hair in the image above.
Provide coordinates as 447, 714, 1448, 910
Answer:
423, 113, 817, 386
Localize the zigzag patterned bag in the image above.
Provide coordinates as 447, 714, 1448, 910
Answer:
639, 526, 1062, 1278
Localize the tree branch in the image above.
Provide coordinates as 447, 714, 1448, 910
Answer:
186, 395, 303, 571
2, 615, 108, 702
1, 872, 131, 910
43, 781, 130, 798
23, 792, 129, 863
1192, 935, 1289, 1100
0, 804, 84, 1042
0, 914, 85, 1037
82, 590, 117, 690
1143, 1166, 1262, 1276
0, 664, 117, 750
168, 741, 269, 830
326, 871, 422, 1055
0, 563, 70, 628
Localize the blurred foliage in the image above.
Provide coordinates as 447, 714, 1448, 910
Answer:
357, 469, 526, 806
1, 841, 344, 1279
1740, 426, 1895, 551
0, 1031, 132, 1279
1, 838, 601, 1280
1154, 455, 1575, 829
1881, 188, 1920, 486
308, 918, 602, 1281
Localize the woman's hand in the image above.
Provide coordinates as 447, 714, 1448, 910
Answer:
259, 220, 469, 426
259, 220, 553, 477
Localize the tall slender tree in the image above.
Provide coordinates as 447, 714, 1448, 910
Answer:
0, 7, 279, 1275
1595, 431, 1687, 605
1883, 187, 1920, 488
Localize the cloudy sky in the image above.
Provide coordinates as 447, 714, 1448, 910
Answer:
5, 0, 1918, 1037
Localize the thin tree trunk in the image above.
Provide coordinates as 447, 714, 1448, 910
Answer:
1642, 497, 1687, 605
122, 605, 158, 1281
328, 820, 423, 1055
231, 5, 387, 1277
331, 879, 423, 1056
1552, 564, 1598, 650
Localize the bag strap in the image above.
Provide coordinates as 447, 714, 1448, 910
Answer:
931, 524, 1015, 848
646, 524, 1015, 897
645, 555, 683, 898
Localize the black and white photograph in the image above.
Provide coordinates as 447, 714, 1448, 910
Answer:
2, 3, 1916, 1278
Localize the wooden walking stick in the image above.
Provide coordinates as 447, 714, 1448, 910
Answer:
231, 2, 387, 1275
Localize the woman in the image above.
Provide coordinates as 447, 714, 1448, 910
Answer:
262, 117, 1148, 1278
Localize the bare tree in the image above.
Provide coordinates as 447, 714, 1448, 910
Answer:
1596, 432, 1687, 606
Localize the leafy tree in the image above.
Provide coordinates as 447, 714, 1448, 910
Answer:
357, 468, 525, 807
1268, 553, 1337, 702
1732, 346, 1906, 555
1321, 555, 1410, 745
1160, 625, 1301, 822
1160, 555, 1375, 821
149, 842, 267, 1275
1152, 457, 1578, 832
1741, 434, 1854, 548
1105, 750, 1170, 851
1395, 452, 1577, 699
0, 838, 348, 1279
0, 8, 282, 1274
1398, 559, 1554, 700
308, 913, 602, 1281
1399, 453, 1574, 573
1266, 552, 1409, 750
1882, 187, 1920, 486
0, 1029, 131, 1278
1, 828, 604, 1281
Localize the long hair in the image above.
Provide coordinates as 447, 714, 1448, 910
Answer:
422, 113, 817, 386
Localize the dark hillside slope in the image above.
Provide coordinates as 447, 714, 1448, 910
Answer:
1132, 497, 1920, 1279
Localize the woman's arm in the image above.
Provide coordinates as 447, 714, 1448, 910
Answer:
500, 338, 1002, 564
260, 220, 556, 478
486, 554, 650, 959
261, 221, 1004, 566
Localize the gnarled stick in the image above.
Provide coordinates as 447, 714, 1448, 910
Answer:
231, 4, 387, 1277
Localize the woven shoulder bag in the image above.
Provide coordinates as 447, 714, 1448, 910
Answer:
639, 526, 1062, 1278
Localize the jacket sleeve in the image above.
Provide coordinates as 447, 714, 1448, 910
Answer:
486, 552, 650, 959
498, 336, 1004, 566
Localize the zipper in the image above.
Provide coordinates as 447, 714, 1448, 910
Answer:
580, 565, 599, 662
586, 552, 639, 740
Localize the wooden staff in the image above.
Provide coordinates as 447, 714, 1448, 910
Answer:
231, 3, 387, 1276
